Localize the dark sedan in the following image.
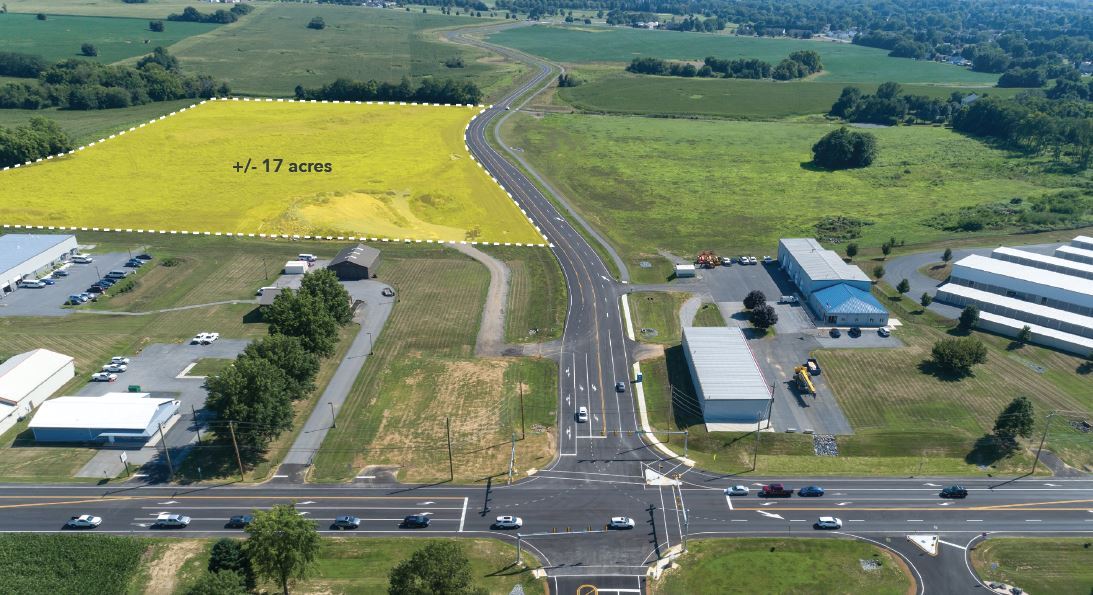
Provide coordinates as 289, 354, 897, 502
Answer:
400, 514, 430, 528
225, 515, 253, 529
798, 486, 825, 497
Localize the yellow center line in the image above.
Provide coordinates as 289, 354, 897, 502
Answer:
0, 497, 137, 510
967, 498, 1093, 511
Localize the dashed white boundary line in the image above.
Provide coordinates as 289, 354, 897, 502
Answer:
2, 97, 549, 249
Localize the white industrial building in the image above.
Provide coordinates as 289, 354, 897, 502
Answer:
0, 234, 78, 297
1055, 245, 1093, 265
0, 349, 75, 437
935, 236, 1093, 356
681, 327, 772, 429
28, 393, 180, 444
777, 238, 888, 326
1072, 235, 1093, 251
283, 260, 309, 275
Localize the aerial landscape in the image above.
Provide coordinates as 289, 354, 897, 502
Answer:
0, 1, 1090, 594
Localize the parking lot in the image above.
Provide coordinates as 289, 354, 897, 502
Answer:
0, 251, 133, 317
74, 339, 249, 478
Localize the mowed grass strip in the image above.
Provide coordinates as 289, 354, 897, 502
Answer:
651, 538, 911, 595
503, 112, 1085, 257
489, 25, 999, 84
972, 538, 1093, 595
482, 245, 567, 343
630, 291, 688, 344
313, 247, 557, 483
3, 100, 542, 244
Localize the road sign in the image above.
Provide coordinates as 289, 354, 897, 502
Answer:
119, 452, 127, 463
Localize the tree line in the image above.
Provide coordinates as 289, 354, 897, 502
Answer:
0, 117, 72, 169
168, 4, 252, 24
626, 50, 822, 81
0, 47, 229, 111
204, 269, 353, 462
294, 76, 482, 105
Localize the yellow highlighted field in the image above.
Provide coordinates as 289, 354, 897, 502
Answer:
0, 100, 543, 243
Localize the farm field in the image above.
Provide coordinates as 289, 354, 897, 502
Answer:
489, 25, 1000, 84
0, 12, 219, 63
1, 100, 543, 244
502, 112, 1085, 260
650, 538, 911, 595
559, 72, 1023, 119
4, 0, 213, 18
0, 534, 147, 594
971, 538, 1093, 595
168, 3, 518, 97
312, 245, 558, 483
0, 100, 196, 145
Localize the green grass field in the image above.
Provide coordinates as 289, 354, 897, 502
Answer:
0, 534, 148, 594
0, 12, 219, 63
187, 357, 233, 377
490, 25, 999, 85
2, 100, 542, 244
631, 292, 688, 344
971, 538, 1093, 595
503, 113, 1085, 258
168, 3, 516, 96
652, 538, 911, 594
559, 71, 1023, 119
0, 99, 196, 145
482, 245, 567, 343
312, 245, 558, 483
692, 302, 725, 326
4, 0, 212, 18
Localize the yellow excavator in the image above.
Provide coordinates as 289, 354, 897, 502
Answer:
793, 365, 816, 395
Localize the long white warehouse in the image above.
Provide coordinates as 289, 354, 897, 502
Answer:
991, 246, 1093, 280
0, 234, 78, 297
950, 254, 1093, 316
681, 326, 772, 427
1055, 245, 1093, 265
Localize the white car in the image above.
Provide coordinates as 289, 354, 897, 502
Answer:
91, 372, 118, 382
154, 513, 191, 528
763, 255, 772, 263
18, 280, 45, 289
65, 514, 102, 529
102, 363, 127, 373
110, 356, 130, 365
608, 516, 635, 530
492, 515, 523, 529
191, 332, 220, 345
71, 255, 93, 264
576, 406, 588, 423
878, 327, 891, 337
725, 485, 749, 496
814, 516, 842, 530
749, 256, 759, 265
203, 332, 220, 344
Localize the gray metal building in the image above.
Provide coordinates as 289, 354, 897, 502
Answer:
29, 393, 179, 444
0, 234, 78, 296
681, 327, 772, 426
327, 244, 380, 280
777, 238, 887, 326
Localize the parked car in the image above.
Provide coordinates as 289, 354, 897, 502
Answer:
65, 514, 102, 529
878, 327, 891, 337
719, 256, 732, 266
40, 278, 56, 285
111, 356, 130, 365
52, 269, 69, 277
608, 517, 635, 530
135, 253, 152, 261
749, 256, 758, 265
87, 286, 105, 294
940, 486, 968, 499
18, 280, 45, 289
191, 332, 220, 345
738, 256, 748, 265
102, 363, 127, 373
724, 485, 749, 496
96, 279, 115, 287
814, 516, 842, 530
492, 516, 523, 529
298, 254, 318, 263
778, 295, 799, 304
105, 270, 129, 279
763, 255, 772, 263
256, 286, 277, 296
615, 381, 626, 392
381, 287, 395, 297
91, 372, 118, 382
401, 514, 430, 528
225, 515, 253, 529
153, 513, 190, 528
848, 327, 862, 338
71, 255, 93, 264
125, 259, 143, 268
829, 328, 841, 338
332, 515, 361, 530
798, 486, 825, 497
576, 406, 588, 423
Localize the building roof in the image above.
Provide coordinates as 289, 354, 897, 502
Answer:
779, 238, 870, 283
0, 349, 73, 407
29, 393, 177, 431
1072, 235, 1093, 249
1055, 245, 1093, 261
682, 327, 772, 402
0, 234, 75, 275
257, 287, 282, 306
978, 312, 1093, 352
992, 246, 1093, 277
811, 283, 888, 315
329, 244, 380, 269
953, 254, 1093, 296
937, 283, 1093, 329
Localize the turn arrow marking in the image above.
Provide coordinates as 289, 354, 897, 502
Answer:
158, 501, 179, 505
924, 483, 941, 487
836, 502, 851, 506
299, 501, 316, 505
760, 502, 776, 506
417, 502, 435, 506
758, 511, 784, 520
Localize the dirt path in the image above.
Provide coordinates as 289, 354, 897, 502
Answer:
143, 540, 205, 595
452, 244, 510, 357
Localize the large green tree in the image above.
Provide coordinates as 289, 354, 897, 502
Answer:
750, 304, 778, 329
209, 538, 255, 590
992, 396, 1035, 452
245, 504, 321, 595
300, 268, 353, 326
240, 335, 319, 401
930, 337, 988, 376
265, 289, 339, 357
204, 356, 294, 454
388, 542, 485, 595
958, 304, 980, 330
811, 127, 878, 169
184, 570, 248, 595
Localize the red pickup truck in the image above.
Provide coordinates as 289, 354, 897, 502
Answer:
760, 483, 793, 498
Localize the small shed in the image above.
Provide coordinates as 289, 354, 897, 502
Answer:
674, 264, 696, 278
327, 244, 380, 280
283, 260, 309, 275
29, 393, 179, 444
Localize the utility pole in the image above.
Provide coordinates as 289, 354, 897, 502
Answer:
191, 404, 202, 444
366, 332, 373, 355
507, 432, 516, 484
518, 378, 525, 439
667, 383, 674, 443
675, 482, 689, 553
228, 421, 245, 481
1030, 411, 1057, 476
329, 402, 337, 429
683, 429, 689, 458
514, 533, 523, 565
446, 417, 454, 481
158, 423, 174, 479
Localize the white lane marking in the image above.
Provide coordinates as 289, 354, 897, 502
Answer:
836, 502, 851, 506
966, 519, 983, 522
924, 483, 941, 487
730, 519, 747, 522
757, 511, 783, 520
725, 495, 733, 511
789, 519, 806, 522
848, 519, 864, 522
938, 502, 953, 506
355, 475, 376, 479
158, 500, 179, 505
760, 502, 776, 506
299, 501, 316, 505
272, 475, 289, 478
459, 497, 468, 533
907, 519, 923, 522
1025, 519, 1041, 522
939, 540, 967, 550
1044, 483, 1060, 487
417, 502, 436, 506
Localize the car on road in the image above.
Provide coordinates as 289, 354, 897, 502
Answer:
381, 287, 395, 297
225, 515, 253, 528
829, 328, 841, 338
154, 513, 190, 528
615, 381, 626, 392
798, 486, 825, 497
759, 483, 793, 498
814, 516, 842, 530
52, 269, 69, 277
333, 515, 361, 530
940, 485, 968, 499
848, 326, 862, 338
401, 514, 430, 528
91, 372, 118, 382
111, 356, 130, 365
102, 363, 127, 373
878, 327, 891, 337
576, 406, 588, 423
724, 485, 749, 496
608, 517, 635, 530
492, 516, 523, 529
65, 514, 102, 529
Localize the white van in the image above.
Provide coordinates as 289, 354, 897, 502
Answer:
105, 270, 130, 279
71, 255, 93, 264
297, 253, 317, 263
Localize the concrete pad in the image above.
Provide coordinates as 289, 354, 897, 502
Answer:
644, 468, 681, 486
907, 534, 939, 556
